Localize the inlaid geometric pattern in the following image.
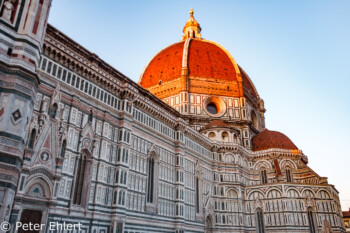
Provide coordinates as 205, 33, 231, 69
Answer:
12, 109, 22, 121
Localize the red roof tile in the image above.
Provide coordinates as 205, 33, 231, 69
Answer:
140, 41, 184, 88
187, 40, 237, 80
343, 210, 350, 217
203, 120, 230, 129
139, 39, 239, 88
252, 129, 298, 151
240, 66, 258, 99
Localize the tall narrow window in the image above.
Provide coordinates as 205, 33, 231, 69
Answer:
195, 177, 199, 213
28, 129, 36, 149
73, 153, 87, 205
60, 140, 66, 158
256, 209, 265, 233
308, 210, 316, 233
286, 168, 292, 182
49, 103, 58, 119
147, 157, 154, 203
261, 169, 267, 184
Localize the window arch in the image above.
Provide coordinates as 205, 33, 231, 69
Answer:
225, 154, 234, 163
60, 140, 67, 158
260, 169, 267, 184
195, 176, 200, 213
256, 208, 265, 233
147, 157, 155, 203
73, 152, 87, 205
49, 103, 58, 118
72, 150, 92, 206
286, 167, 292, 182
28, 129, 36, 149
208, 132, 216, 140
307, 209, 316, 233
227, 189, 238, 198
233, 134, 238, 143
222, 132, 229, 142
205, 216, 213, 233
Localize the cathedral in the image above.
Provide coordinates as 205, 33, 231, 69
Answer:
0, 1, 346, 233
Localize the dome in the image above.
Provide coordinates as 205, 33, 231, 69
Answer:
138, 9, 260, 100
252, 129, 298, 151
139, 39, 240, 88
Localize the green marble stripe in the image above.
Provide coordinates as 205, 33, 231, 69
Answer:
0, 153, 22, 167
0, 181, 17, 191
0, 131, 25, 144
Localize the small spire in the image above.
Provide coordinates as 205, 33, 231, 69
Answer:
182, 8, 202, 41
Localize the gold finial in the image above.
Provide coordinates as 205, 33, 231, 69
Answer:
182, 8, 202, 41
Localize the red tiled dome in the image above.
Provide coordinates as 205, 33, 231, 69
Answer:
139, 39, 239, 88
239, 66, 259, 98
140, 41, 184, 88
138, 10, 260, 100
252, 129, 298, 151
187, 40, 237, 80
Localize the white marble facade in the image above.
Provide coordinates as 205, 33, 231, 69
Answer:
0, 2, 345, 233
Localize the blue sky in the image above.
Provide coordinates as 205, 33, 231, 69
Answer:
48, 0, 350, 210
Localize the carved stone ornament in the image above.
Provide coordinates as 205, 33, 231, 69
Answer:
255, 198, 263, 210
1, 1, 14, 21
40, 151, 50, 163
306, 195, 313, 208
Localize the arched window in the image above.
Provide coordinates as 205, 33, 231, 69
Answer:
49, 103, 58, 118
208, 132, 216, 140
261, 169, 267, 184
286, 168, 292, 182
147, 157, 155, 203
113, 190, 117, 204
222, 132, 229, 142
205, 216, 213, 233
192, 31, 196, 38
195, 176, 200, 213
233, 134, 237, 143
60, 140, 66, 158
88, 109, 93, 122
73, 153, 87, 205
256, 208, 265, 233
307, 210, 316, 233
28, 129, 36, 149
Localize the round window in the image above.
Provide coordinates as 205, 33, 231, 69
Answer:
203, 96, 227, 117
207, 103, 218, 114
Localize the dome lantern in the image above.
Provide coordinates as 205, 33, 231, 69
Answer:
182, 8, 202, 41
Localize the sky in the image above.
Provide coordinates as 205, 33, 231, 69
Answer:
48, 0, 350, 210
